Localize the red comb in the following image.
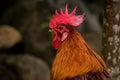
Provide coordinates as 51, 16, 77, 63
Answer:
49, 4, 85, 28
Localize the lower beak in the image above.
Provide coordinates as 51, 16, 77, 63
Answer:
49, 29, 54, 32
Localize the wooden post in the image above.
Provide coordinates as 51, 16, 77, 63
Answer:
103, 0, 120, 80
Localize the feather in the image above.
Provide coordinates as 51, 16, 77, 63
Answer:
51, 29, 111, 80
66, 70, 112, 80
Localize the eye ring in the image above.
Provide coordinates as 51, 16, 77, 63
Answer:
58, 27, 63, 30
57, 25, 63, 30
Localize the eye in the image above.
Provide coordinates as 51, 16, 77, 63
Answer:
57, 25, 63, 30
58, 27, 63, 30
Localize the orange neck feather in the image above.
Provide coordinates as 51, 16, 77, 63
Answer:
51, 29, 107, 80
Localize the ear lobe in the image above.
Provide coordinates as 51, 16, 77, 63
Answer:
61, 32, 69, 41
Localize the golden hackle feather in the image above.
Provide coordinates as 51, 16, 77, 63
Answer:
51, 29, 108, 80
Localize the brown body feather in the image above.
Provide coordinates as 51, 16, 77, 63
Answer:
51, 29, 111, 80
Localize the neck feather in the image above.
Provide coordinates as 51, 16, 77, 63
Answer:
52, 29, 107, 79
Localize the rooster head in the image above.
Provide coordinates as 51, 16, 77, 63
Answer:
49, 4, 85, 49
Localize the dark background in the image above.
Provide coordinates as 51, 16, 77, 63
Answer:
0, 0, 103, 80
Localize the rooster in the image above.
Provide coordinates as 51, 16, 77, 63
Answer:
49, 4, 112, 80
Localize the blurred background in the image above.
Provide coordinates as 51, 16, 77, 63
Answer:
0, 0, 104, 80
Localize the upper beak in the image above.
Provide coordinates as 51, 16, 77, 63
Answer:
49, 29, 54, 32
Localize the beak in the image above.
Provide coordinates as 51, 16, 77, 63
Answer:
49, 29, 54, 32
